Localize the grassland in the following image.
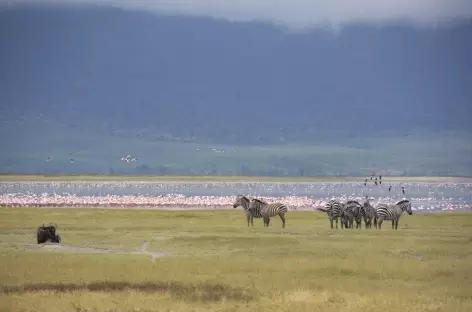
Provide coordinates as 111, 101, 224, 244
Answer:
0, 174, 470, 183
1, 208, 472, 312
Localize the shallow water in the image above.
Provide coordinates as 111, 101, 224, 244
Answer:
0, 181, 471, 211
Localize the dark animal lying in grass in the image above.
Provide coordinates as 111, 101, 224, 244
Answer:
36, 224, 62, 244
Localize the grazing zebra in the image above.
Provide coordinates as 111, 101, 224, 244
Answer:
325, 199, 346, 229
362, 196, 377, 229
232, 195, 262, 227
249, 198, 288, 228
342, 200, 363, 229
376, 199, 413, 230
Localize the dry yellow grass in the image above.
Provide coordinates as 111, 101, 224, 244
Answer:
1, 208, 471, 312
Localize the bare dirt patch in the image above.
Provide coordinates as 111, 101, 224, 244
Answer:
1, 240, 168, 261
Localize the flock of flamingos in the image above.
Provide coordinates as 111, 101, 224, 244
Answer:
0, 174, 470, 213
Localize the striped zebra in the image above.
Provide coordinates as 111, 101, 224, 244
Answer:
325, 199, 346, 229
376, 199, 413, 230
342, 200, 363, 229
249, 198, 288, 228
362, 196, 377, 229
232, 195, 263, 227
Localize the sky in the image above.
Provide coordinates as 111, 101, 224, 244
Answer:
8, 0, 472, 29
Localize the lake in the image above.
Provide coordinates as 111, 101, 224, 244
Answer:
0, 181, 471, 211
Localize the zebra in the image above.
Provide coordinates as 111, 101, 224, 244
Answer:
249, 198, 288, 228
362, 196, 377, 229
325, 199, 346, 229
376, 199, 413, 230
232, 195, 263, 227
342, 200, 363, 229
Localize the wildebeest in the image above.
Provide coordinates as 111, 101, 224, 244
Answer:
36, 224, 62, 244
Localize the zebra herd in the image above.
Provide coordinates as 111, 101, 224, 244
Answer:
232, 195, 413, 230
325, 196, 413, 230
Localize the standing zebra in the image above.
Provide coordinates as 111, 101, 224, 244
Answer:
249, 198, 288, 228
343, 200, 363, 229
362, 196, 377, 229
233, 195, 263, 227
376, 199, 413, 230
325, 199, 346, 229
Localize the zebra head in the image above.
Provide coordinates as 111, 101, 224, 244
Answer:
233, 195, 251, 209
345, 200, 361, 212
396, 199, 412, 215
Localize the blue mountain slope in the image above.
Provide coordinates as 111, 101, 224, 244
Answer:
0, 4, 471, 175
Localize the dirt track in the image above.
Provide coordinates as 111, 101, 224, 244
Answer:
1, 240, 168, 261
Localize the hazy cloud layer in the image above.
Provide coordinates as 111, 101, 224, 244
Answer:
9, 0, 472, 28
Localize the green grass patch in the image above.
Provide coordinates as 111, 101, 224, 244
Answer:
1, 208, 472, 311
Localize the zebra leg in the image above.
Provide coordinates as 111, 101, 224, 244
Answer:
355, 218, 361, 229
395, 219, 399, 230
263, 217, 270, 227
378, 218, 383, 229
247, 214, 251, 227
329, 216, 334, 229
374, 216, 378, 229
346, 216, 351, 229
250, 215, 254, 227
279, 213, 286, 228
391, 220, 395, 229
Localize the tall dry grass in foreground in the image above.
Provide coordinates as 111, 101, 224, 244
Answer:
0, 208, 471, 312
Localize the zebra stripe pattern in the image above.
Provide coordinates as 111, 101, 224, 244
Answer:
249, 198, 288, 228
325, 199, 346, 229
343, 200, 363, 229
362, 197, 377, 229
233, 195, 263, 227
376, 199, 413, 230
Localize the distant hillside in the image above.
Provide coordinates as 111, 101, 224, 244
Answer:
0, 4, 471, 176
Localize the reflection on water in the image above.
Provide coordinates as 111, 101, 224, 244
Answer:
0, 181, 471, 211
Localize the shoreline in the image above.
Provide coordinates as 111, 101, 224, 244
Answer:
1, 174, 471, 183
0, 205, 470, 212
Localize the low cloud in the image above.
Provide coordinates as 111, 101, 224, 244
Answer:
9, 0, 472, 29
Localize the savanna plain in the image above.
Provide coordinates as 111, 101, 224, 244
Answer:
1, 208, 471, 312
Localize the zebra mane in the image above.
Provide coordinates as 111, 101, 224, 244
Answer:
346, 200, 360, 205
235, 195, 251, 203
396, 199, 410, 205
252, 198, 267, 204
